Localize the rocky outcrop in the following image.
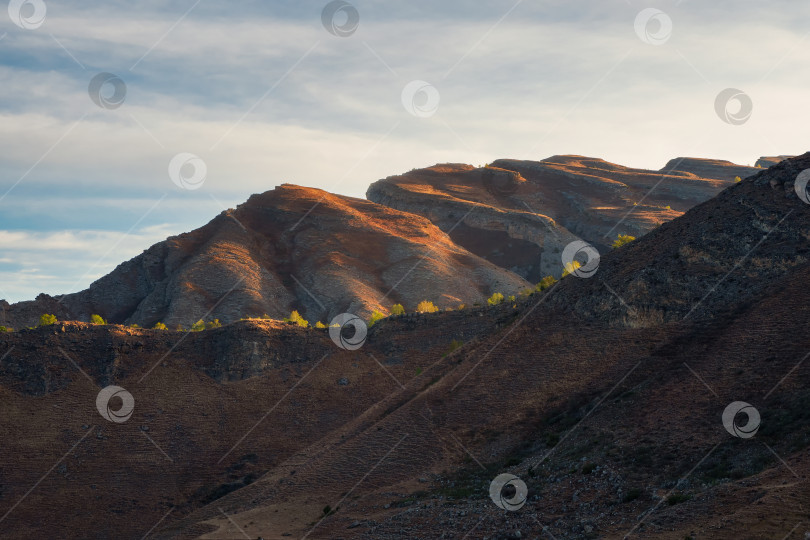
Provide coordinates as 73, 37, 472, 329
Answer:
367, 164, 580, 283
756, 155, 795, 168
367, 156, 746, 279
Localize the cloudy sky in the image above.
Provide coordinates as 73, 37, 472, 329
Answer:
0, 0, 808, 302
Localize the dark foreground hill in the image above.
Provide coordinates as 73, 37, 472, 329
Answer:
0, 153, 807, 539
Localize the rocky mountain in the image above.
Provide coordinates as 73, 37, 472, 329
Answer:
1, 154, 776, 331
366, 156, 761, 282
1, 153, 807, 539
0, 185, 529, 330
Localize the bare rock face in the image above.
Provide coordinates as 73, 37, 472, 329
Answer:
756, 155, 795, 168
367, 156, 749, 280
367, 164, 580, 283
1, 185, 529, 329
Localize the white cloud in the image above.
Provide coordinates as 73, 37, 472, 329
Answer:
0, 225, 177, 302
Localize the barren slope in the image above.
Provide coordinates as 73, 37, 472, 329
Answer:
366, 156, 759, 282
149, 154, 810, 539
0, 185, 529, 330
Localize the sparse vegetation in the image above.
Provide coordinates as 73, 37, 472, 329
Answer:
536, 275, 557, 291
443, 339, 463, 357
152, 322, 168, 330
129, 323, 140, 328
612, 234, 636, 249
562, 259, 582, 277
284, 310, 309, 328
735, 176, 742, 183
206, 319, 222, 329
457, 303, 466, 310
391, 303, 405, 316
191, 319, 206, 332
487, 292, 504, 306
0, 326, 12, 333
416, 300, 439, 313
314, 321, 327, 329
39, 314, 57, 327
90, 314, 106, 325
368, 310, 386, 327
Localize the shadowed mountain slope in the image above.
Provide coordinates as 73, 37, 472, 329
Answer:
142, 154, 807, 538
366, 156, 759, 283
547, 151, 810, 325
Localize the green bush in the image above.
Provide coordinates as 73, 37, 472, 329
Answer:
283, 310, 309, 328
90, 314, 106, 325
562, 260, 581, 277
487, 292, 504, 306
0, 326, 12, 333
416, 301, 439, 313
39, 314, 57, 327
391, 303, 405, 316
314, 321, 327, 329
206, 319, 222, 329
191, 319, 206, 332
368, 310, 386, 327
129, 323, 140, 328
536, 275, 557, 291
612, 234, 636, 249
152, 322, 168, 330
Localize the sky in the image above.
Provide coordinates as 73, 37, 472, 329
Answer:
0, 0, 808, 302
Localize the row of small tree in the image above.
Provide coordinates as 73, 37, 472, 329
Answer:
13, 235, 639, 334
